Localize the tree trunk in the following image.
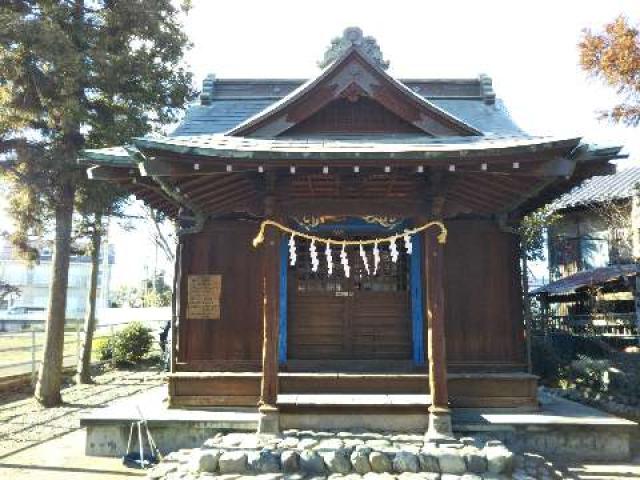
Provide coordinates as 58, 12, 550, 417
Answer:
77, 216, 102, 384
34, 182, 75, 406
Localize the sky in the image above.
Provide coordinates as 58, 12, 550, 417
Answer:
181, 0, 640, 163
3, 0, 640, 289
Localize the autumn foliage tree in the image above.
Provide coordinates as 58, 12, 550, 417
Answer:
0, 1, 194, 406
580, 15, 640, 126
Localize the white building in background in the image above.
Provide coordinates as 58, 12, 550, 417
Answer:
0, 237, 115, 319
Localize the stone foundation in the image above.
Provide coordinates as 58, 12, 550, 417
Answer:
145, 431, 537, 479
465, 425, 633, 463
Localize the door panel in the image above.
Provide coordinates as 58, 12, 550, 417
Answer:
288, 235, 411, 362
288, 294, 346, 359
352, 291, 411, 359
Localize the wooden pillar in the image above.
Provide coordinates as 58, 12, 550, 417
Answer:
424, 226, 453, 441
258, 195, 280, 434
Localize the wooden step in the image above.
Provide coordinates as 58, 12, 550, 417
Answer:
278, 393, 431, 414
168, 371, 538, 410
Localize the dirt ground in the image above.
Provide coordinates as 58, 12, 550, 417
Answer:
0, 365, 163, 479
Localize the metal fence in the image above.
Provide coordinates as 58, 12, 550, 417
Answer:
538, 313, 639, 338
0, 319, 167, 381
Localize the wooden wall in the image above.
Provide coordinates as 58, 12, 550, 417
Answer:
176, 217, 526, 371
443, 219, 526, 367
284, 97, 424, 135
177, 219, 263, 370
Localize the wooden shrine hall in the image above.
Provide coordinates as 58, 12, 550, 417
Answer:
81, 28, 623, 437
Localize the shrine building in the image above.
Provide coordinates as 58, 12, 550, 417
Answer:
80, 28, 623, 438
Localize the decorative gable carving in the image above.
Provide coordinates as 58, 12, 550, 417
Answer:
319, 27, 390, 70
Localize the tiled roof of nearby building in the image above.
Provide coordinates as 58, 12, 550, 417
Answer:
551, 167, 640, 210
530, 264, 640, 295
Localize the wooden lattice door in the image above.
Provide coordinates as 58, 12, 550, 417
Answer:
288, 236, 411, 362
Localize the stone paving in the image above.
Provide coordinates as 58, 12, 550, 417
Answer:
146, 431, 564, 479
0, 365, 164, 458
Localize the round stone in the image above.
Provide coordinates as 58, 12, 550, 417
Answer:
344, 438, 366, 449
366, 439, 392, 449
187, 449, 220, 473
393, 451, 419, 473
221, 433, 253, 448
368, 451, 392, 473
323, 449, 352, 474
394, 444, 420, 455
464, 450, 487, 474
299, 438, 320, 450
418, 451, 439, 473
279, 437, 300, 449
350, 448, 371, 474
248, 449, 280, 473
218, 451, 248, 474
203, 433, 225, 447
485, 446, 514, 474
148, 462, 178, 479
432, 449, 466, 475
300, 450, 326, 475
315, 438, 345, 451
281, 450, 300, 473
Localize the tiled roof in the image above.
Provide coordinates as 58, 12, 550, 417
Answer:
170, 96, 523, 137
531, 264, 640, 295
430, 98, 524, 136
225, 47, 483, 137
551, 167, 640, 210
120, 133, 577, 161
171, 99, 275, 136
169, 73, 523, 138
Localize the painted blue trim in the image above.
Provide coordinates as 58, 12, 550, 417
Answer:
278, 237, 288, 365
293, 217, 408, 234
410, 234, 425, 365
280, 217, 423, 366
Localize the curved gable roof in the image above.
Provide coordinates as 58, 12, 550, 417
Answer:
226, 47, 482, 138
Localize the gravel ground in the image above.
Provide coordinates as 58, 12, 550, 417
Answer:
0, 365, 165, 459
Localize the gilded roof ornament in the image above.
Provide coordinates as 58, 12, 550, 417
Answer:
318, 27, 390, 70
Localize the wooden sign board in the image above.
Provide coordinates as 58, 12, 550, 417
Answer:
187, 274, 222, 320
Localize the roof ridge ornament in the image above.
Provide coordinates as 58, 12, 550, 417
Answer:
201, 74, 216, 105
478, 74, 495, 105
319, 27, 390, 70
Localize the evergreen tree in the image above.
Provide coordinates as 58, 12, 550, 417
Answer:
0, 0, 195, 405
